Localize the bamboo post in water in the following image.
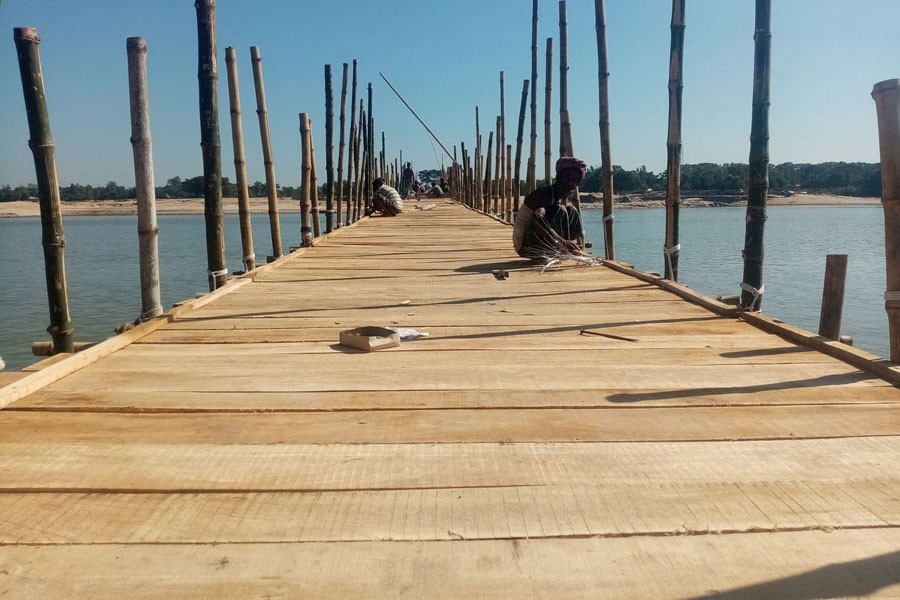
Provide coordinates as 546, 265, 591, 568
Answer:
126, 37, 163, 322
324, 64, 335, 233
740, 0, 773, 311
513, 79, 529, 216
14, 27, 74, 353
559, 0, 569, 158
347, 60, 359, 225
225, 46, 255, 272
499, 72, 507, 216
250, 46, 282, 261
299, 113, 313, 246
475, 106, 483, 210
595, 0, 615, 260
544, 37, 553, 186
367, 83, 374, 209
871, 78, 900, 361
528, 0, 539, 194
505, 143, 513, 221
309, 118, 322, 238
335, 63, 348, 228
818, 254, 848, 341
381, 131, 386, 179
484, 130, 494, 212
663, 0, 685, 279
195, 0, 227, 291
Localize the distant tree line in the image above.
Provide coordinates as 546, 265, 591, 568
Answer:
0, 161, 883, 202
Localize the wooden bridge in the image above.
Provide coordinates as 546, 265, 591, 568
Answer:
2, 201, 900, 598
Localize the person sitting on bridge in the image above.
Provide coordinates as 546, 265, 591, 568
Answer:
370, 178, 403, 217
513, 156, 585, 260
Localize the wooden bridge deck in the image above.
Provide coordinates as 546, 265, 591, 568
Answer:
2, 201, 900, 598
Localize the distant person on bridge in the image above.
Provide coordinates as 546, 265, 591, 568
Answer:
369, 178, 403, 217
513, 157, 585, 261
401, 162, 415, 197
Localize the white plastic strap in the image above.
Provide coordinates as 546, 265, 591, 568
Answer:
208, 268, 228, 278
243, 254, 256, 264
740, 281, 765, 304
885, 291, 900, 302
663, 244, 681, 278
603, 214, 615, 222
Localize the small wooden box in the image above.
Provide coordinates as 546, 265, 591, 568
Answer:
339, 327, 401, 351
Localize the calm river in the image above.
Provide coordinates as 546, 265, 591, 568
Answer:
0, 205, 888, 370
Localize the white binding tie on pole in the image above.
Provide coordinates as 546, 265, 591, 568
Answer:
208, 268, 228, 278
603, 214, 614, 222
243, 254, 256, 269
740, 281, 765, 306
664, 243, 680, 279
885, 291, 900, 302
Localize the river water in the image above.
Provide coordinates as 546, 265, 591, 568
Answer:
0, 205, 888, 370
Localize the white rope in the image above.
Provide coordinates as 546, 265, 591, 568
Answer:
740, 281, 765, 306
208, 268, 228, 278
663, 243, 681, 278
243, 254, 256, 268
603, 214, 615, 222
885, 291, 900, 302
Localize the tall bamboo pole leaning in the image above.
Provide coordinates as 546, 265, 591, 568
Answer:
126, 37, 163, 323
250, 46, 282, 261
351, 103, 363, 222
355, 102, 366, 220
595, 0, 616, 260
347, 59, 359, 225
335, 63, 349, 228
544, 37, 553, 186
484, 130, 494, 213
506, 143, 513, 221
528, 0, 539, 194
739, 0, 772, 311
309, 118, 322, 238
558, 0, 570, 158
14, 28, 74, 353
195, 0, 227, 290
663, 0, 685, 280
871, 79, 900, 362
298, 113, 313, 246
513, 79, 529, 217
324, 64, 335, 233
225, 46, 255, 273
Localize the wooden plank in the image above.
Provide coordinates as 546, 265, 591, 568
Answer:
2, 404, 900, 445
0, 373, 28, 387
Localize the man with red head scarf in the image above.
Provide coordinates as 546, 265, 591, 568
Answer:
513, 157, 586, 260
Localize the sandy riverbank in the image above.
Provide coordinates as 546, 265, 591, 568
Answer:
0, 193, 881, 218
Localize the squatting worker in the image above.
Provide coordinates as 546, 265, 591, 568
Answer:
370, 178, 404, 217
513, 157, 585, 260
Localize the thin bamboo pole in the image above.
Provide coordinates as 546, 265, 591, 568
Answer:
528, 0, 539, 194
506, 143, 513, 221
494, 116, 502, 213
513, 79, 529, 216
225, 46, 255, 272
250, 46, 282, 261
664, 0, 685, 280
309, 118, 321, 238
484, 130, 494, 212
871, 78, 900, 361
298, 113, 313, 246
347, 60, 359, 225
499, 72, 507, 217
460, 142, 468, 205
818, 254, 848, 340
14, 27, 74, 354
740, 0, 772, 311
354, 102, 366, 220
324, 64, 335, 233
595, 0, 615, 260
195, 0, 227, 291
367, 83, 374, 210
544, 37, 553, 186
381, 131, 386, 179
559, 0, 569, 159
335, 63, 348, 229
475, 106, 483, 210
126, 37, 162, 323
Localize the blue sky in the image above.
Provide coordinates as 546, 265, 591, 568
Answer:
2, 0, 899, 187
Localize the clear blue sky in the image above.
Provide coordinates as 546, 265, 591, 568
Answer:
2, 0, 899, 188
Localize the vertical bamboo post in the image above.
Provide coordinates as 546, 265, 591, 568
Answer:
324, 64, 335, 233
871, 78, 900, 361
484, 130, 494, 212
394, 158, 399, 188
381, 131, 386, 179
225, 46, 255, 272
740, 0, 773, 311
475, 106, 483, 210
298, 113, 313, 246
663, 0, 685, 280
460, 143, 468, 205
126, 37, 163, 323
513, 79, 529, 216
595, 0, 615, 260
309, 118, 321, 238
559, 0, 569, 158
818, 254, 848, 340
347, 60, 359, 224
195, 0, 227, 290
335, 63, 348, 229
367, 83, 374, 209
505, 143, 513, 221
499, 72, 507, 216
14, 28, 74, 353
250, 46, 282, 261
528, 0, 539, 194
544, 37, 553, 186
355, 102, 366, 220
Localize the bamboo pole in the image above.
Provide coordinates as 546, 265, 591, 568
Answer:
355, 102, 366, 220
381, 131, 386, 179
335, 63, 348, 229
195, 0, 227, 291
494, 116, 502, 213
513, 79, 529, 216
309, 118, 321, 238
126, 37, 163, 323
740, 0, 773, 311
499, 72, 507, 217
559, 0, 569, 159
475, 106, 483, 210
818, 254, 848, 340
324, 64, 335, 233
298, 113, 313, 246
460, 142, 468, 205
506, 143, 513, 221
250, 46, 282, 261
225, 46, 255, 272
484, 130, 494, 212
871, 78, 900, 361
663, 0, 685, 280
595, 0, 615, 260
528, 0, 539, 194
14, 27, 74, 354
544, 37, 553, 186
367, 83, 374, 210
347, 59, 359, 225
